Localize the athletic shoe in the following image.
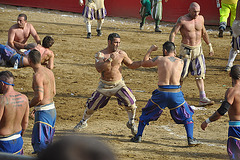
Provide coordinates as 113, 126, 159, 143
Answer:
130, 136, 142, 143
87, 32, 91, 39
224, 66, 231, 72
199, 97, 215, 106
73, 120, 88, 131
126, 121, 137, 136
140, 22, 144, 30
155, 27, 162, 33
188, 137, 201, 146
218, 28, 224, 37
96, 29, 102, 36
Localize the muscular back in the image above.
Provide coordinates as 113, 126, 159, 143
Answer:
32, 66, 56, 106
0, 91, 29, 136
157, 56, 183, 85
226, 85, 240, 121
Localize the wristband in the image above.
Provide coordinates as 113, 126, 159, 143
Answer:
205, 118, 211, 124
208, 43, 214, 53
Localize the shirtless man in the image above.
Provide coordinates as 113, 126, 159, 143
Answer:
0, 36, 54, 69
169, 2, 215, 106
0, 71, 29, 154
201, 65, 240, 159
73, 33, 142, 136
130, 41, 200, 146
225, 0, 240, 71
8, 13, 41, 53
28, 49, 56, 154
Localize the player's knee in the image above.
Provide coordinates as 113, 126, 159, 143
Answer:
124, 103, 137, 111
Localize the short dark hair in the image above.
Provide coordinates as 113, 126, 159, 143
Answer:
37, 136, 116, 160
163, 41, 175, 55
0, 71, 14, 82
29, 49, 41, 64
108, 33, 120, 42
230, 65, 240, 80
42, 36, 54, 48
18, 14, 27, 21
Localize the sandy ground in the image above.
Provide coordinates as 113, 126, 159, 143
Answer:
0, 4, 236, 160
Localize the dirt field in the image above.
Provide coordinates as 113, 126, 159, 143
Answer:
0, 4, 235, 160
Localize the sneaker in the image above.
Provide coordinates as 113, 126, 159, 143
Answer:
188, 137, 201, 146
87, 32, 91, 39
224, 66, 231, 72
218, 28, 224, 37
130, 136, 142, 143
140, 22, 144, 30
73, 120, 88, 131
96, 29, 102, 36
199, 97, 215, 106
126, 121, 137, 136
155, 27, 162, 33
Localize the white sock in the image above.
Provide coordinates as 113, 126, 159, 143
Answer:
97, 20, 103, 30
227, 48, 238, 67
127, 108, 136, 124
86, 23, 91, 33
82, 109, 92, 122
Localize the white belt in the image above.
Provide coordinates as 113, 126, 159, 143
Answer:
0, 134, 21, 141
34, 102, 55, 111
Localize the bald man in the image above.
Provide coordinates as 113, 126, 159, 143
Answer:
169, 2, 214, 106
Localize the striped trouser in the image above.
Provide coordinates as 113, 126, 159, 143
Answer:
85, 79, 137, 115
139, 0, 162, 20
179, 43, 206, 80
151, 0, 162, 21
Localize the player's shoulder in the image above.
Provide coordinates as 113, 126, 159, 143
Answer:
9, 24, 18, 31
118, 49, 127, 55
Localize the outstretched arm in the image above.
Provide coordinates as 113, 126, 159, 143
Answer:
201, 89, 233, 130
123, 51, 142, 69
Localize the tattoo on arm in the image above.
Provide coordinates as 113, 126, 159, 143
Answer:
152, 56, 159, 62
34, 86, 44, 93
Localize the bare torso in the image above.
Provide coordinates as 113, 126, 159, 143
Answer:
0, 91, 28, 136
157, 56, 183, 86
9, 23, 32, 45
226, 84, 240, 121
32, 66, 56, 105
179, 14, 204, 46
96, 48, 126, 81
